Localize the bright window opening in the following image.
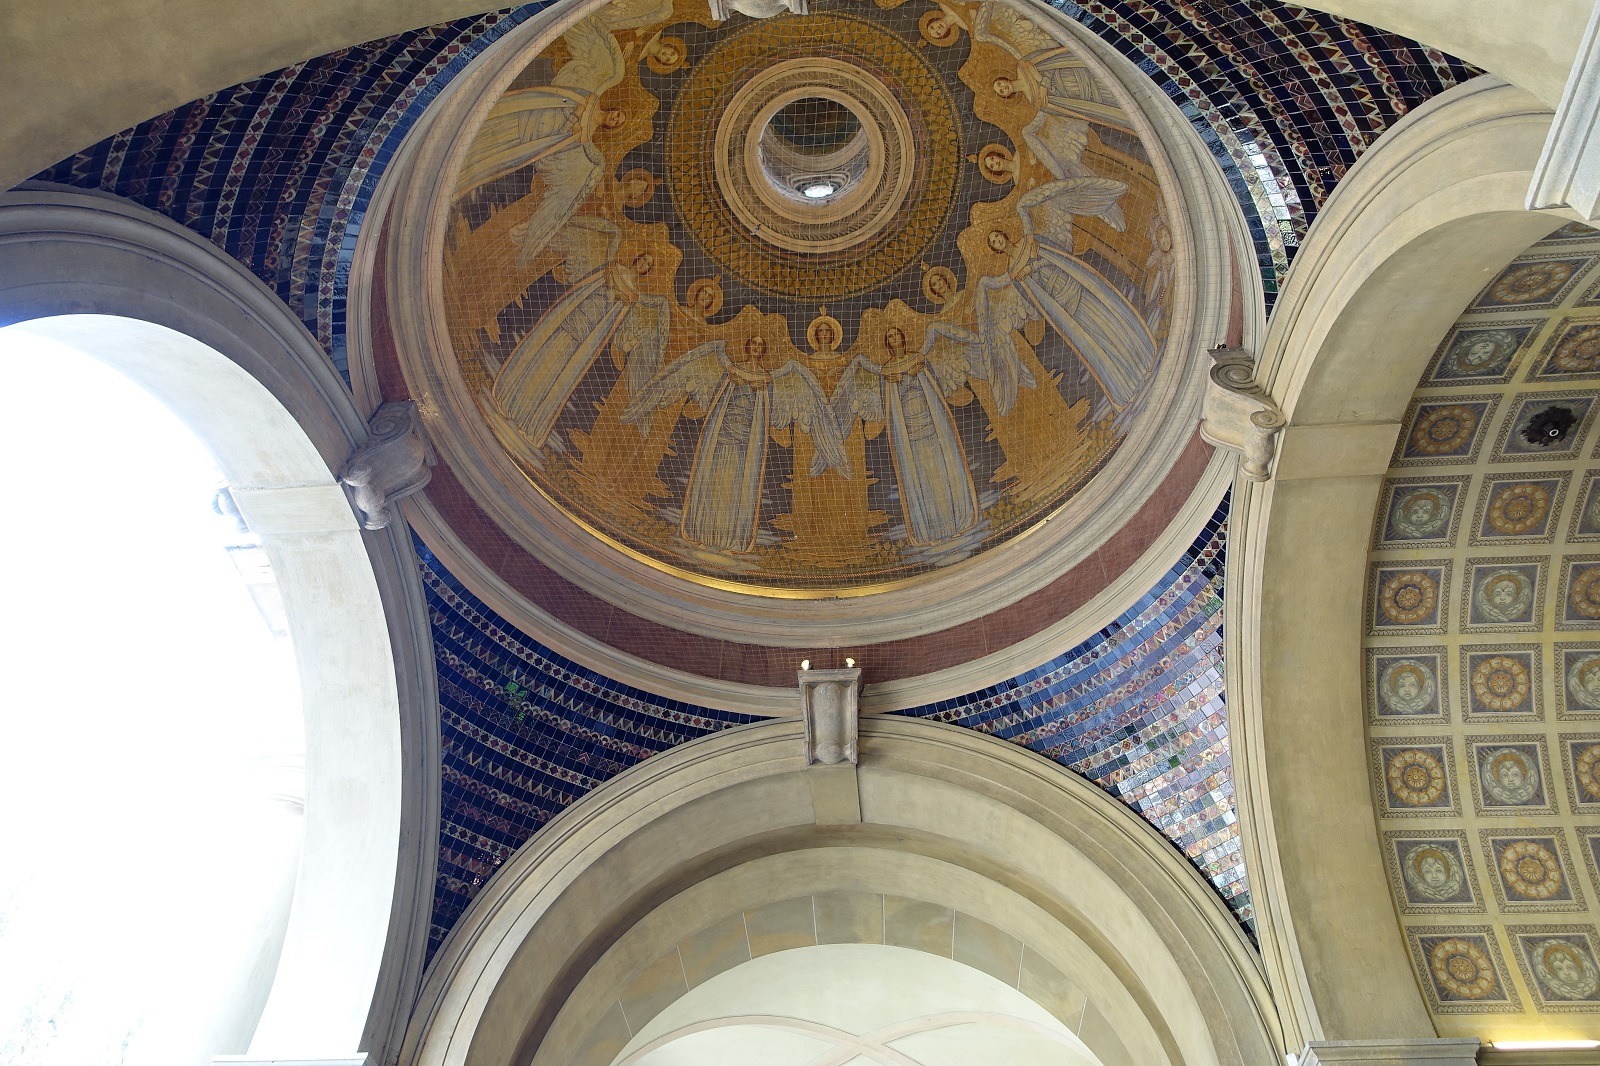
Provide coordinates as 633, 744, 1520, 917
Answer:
0, 327, 305, 1066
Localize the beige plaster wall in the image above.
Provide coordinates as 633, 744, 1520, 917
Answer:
0, 1, 1593, 195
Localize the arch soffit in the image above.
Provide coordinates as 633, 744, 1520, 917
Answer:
0, 186, 438, 1065
1226, 76, 1573, 1047
400, 717, 1277, 1066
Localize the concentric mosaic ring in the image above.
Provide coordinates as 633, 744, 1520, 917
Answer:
1501, 840, 1563, 900
1492, 261, 1574, 304
1472, 655, 1530, 711
1411, 405, 1478, 455
1430, 937, 1497, 999
1380, 570, 1438, 625
668, 11, 960, 301
1488, 483, 1549, 535
1553, 324, 1600, 373
1388, 748, 1445, 806
1576, 743, 1600, 802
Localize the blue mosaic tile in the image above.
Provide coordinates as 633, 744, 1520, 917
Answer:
896, 500, 1248, 931
419, 537, 759, 958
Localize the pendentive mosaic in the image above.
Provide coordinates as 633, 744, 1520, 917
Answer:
1367, 223, 1600, 1022
422, 502, 1246, 957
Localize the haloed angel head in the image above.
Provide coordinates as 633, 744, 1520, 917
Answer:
986, 230, 1010, 254
743, 335, 768, 360
601, 108, 627, 129
884, 327, 907, 354
632, 252, 655, 276
992, 76, 1017, 99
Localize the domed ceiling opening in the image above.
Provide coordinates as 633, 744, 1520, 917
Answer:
388, 0, 1233, 649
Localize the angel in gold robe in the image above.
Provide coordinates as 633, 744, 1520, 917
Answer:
453, 14, 636, 268
975, 176, 1155, 413
484, 218, 670, 463
623, 337, 845, 552
832, 326, 984, 545
976, 0, 1134, 134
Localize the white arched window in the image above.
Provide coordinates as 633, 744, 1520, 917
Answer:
0, 189, 441, 1066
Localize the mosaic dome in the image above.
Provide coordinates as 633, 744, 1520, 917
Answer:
417, 0, 1188, 596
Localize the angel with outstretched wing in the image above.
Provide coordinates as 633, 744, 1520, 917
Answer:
621, 340, 732, 434
872, 326, 984, 544
829, 354, 886, 440
485, 219, 672, 460
455, 15, 631, 268
977, 176, 1156, 414
972, 268, 1040, 417
770, 362, 847, 478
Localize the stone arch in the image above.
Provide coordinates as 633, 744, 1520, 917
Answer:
399, 715, 1277, 1066
1224, 75, 1577, 1050
0, 186, 438, 1064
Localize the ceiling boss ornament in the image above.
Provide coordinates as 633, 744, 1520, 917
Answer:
425, 0, 1189, 596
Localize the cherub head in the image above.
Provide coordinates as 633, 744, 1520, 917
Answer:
992, 76, 1017, 99
632, 252, 655, 276
986, 230, 1011, 254
884, 327, 907, 355
601, 108, 627, 130
743, 335, 768, 361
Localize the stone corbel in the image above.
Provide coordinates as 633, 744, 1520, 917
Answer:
1527, 0, 1600, 220
1297, 1039, 1478, 1066
338, 401, 435, 530
1199, 345, 1286, 482
707, 0, 807, 21
800, 667, 860, 766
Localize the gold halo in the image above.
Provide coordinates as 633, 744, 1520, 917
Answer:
618, 167, 658, 208
922, 265, 958, 304
645, 34, 687, 74
807, 314, 845, 353
919, 8, 959, 46
685, 276, 725, 317
977, 143, 1014, 185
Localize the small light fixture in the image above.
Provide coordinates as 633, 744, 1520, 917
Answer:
845, 657, 855, 668
1492, 1040, 1600, 1050
802, 182, 836, 199
801, 659, 811, 671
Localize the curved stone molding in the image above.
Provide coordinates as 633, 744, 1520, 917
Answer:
1202, 346, 1286, 482
0, 186, 437, 1066
398, 716, 1277, 1066
1224, 76, 1572, 1050
364, 0, 1251, 651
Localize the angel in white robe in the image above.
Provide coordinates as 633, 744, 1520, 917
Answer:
975, 176, 1156, 413
486, 219, 670, 458
454, 15, 631, 268
976, 1, 1134, 136
832, 326, 984, 545
623, 337, 845, 552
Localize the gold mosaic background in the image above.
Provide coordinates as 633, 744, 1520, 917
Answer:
1364, 222, 1600, 1024
440, 0, 1174, 590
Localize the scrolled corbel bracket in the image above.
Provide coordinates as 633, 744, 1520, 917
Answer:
1199, 345, 1286, 482
338, 401, 436, 530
